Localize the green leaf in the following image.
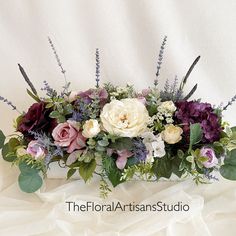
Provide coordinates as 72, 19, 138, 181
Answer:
188, 123, 203, 152
67, 169, 76, 180
64, 104, 73, 115
8, 138, 20, 151
79, 159, 96, 182
45, 103, 54, 109
152, 156, 172, 179
197, 156, 209, 162
220, 164, 236, 180
27, 89, 41, 102
231, 126, 236, 133
19, 162, 39, 175
224, 149, 236, 165
107, 168, 124, 187
0, 130, 5, 149
109, 138, 134, 150
177, 149, 185, 159
97, 139, 109, 147
171, 157, 183, 178
2, 144, 16, 162
18, 172, 43, 193
49, 111, 61, 119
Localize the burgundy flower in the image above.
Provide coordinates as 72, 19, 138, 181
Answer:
175, 101, 222, 143
17, 102, 57, 137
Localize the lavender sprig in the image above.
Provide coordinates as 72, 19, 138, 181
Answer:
48, 37, 66, 74
41, 80, 57, 98
48, 37, 68, 93
0, 96, 21, 113
95, 48, 100, 88
155, 35, 167, 86
223, 94, 236, 111
18, 64, 38, 95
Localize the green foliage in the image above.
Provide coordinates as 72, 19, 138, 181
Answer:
107, 167, 124, 187
27, 89, 41, 102
109, 137, 134, 151
220, 165, 236, 180
152, 155, 172, 179
99, 178, 111, 199
1, 138, 20, 162
0, 130, 6, 149
18, 162, 43, 193
67, 168, 76, 180
102, 156, 124, 187
102, 156, 114, 174
79, 159, 96, 182
121, 162, 155, 181
220, 149, 236, 180
224, 149, 236, 165
48, 97, 73, 123
188, 123, 203, 152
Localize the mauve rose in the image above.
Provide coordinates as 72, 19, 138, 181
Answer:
200, 147, 218, 168
26, 140, 46, 159
17, 102, 57, 137
52, 120, 86, 153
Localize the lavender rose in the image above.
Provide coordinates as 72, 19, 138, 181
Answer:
200, 147, 218, 168
52, 120, 86, 153
26, 140, 46, 159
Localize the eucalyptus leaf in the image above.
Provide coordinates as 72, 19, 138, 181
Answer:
18, 172, 43, 193
220, 164, 236, 180
19, 162, 39, 175
224, 149, 236, 166
0, 130, 5, 149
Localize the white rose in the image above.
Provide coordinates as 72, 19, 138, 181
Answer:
162, 124, 183, 144
100, 98, 150, 137
82, 119, 101, 138
159, 101, 176, 113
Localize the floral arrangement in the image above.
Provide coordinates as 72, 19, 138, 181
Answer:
1, 36, 236, 198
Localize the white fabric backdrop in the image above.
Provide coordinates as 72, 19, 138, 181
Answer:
0, 0, 236, 235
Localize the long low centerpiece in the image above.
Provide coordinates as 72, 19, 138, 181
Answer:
1, 36, 236, 198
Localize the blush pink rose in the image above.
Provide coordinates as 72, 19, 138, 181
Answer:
26, 140, 46, 159
52, 120, 86, 153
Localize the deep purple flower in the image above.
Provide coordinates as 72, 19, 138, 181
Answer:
18, 102, 57, 138
175, 101, 222, 143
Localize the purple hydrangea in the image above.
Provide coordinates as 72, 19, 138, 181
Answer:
175, 101, 222, 143
78, 88, 108, 106
133, 139, 148, 162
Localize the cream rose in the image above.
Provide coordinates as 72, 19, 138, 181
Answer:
162, 124, 183, 144
82, 119, 101, 138
159, 101, 176, 113
100, 98, 150, 137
